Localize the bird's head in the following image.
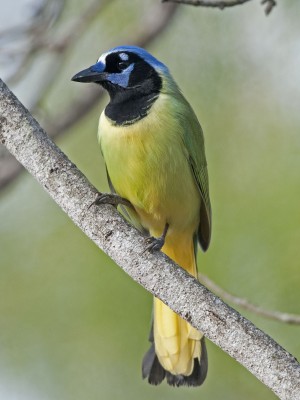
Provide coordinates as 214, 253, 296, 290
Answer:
71, 46, 169, 100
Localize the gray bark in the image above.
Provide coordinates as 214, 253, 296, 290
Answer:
0, 79, 299, 399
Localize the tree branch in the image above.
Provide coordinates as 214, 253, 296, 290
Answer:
0, 79, 299, 399
199, 273, 300, 325
162, 0, 276, 15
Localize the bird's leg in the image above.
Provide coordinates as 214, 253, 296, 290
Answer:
88, 192, 133, 210
145, 223, 169, 253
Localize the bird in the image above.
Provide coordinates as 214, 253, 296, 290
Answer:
72, 45, 212, 387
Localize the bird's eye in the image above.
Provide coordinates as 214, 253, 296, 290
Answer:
118, 61, 130, 71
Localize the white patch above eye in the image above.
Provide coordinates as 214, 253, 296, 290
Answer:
119, 53, 129, 61
97, 52, 107, 64
97, 50, 129, 64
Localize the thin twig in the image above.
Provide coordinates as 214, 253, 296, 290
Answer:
261, 0, 276, 15
162, 0, 253, 10
1, 79, 300, 400
198, 273, 300, 325
162, 0, 276, 14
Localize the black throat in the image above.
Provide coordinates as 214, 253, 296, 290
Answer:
103, 87, 160, 126
100, 63, 162, 126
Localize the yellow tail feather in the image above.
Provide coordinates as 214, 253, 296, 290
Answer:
153, 234, 203, 376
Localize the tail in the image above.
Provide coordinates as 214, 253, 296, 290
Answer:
142, 234, 208, 387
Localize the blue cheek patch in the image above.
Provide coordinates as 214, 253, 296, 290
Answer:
107, 63, 134, 88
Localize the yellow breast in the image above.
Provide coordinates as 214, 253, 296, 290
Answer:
98, 94, 201, 236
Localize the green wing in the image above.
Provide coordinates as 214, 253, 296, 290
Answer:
180, 100, 212, 251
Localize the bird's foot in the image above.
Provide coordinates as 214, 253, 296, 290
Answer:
88, 192, 133, 210
144, 236, 165, 253
143, 223, 169, 253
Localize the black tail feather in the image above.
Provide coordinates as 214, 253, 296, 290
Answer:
142, 324, 208, 387
142, 344, 165, 385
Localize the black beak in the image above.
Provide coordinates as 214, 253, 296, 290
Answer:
71, 65, 106, 83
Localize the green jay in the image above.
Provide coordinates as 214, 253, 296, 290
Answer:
72, 46, 212, 387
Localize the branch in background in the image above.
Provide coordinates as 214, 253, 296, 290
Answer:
1, 79, 300, 400
43, 0, 112, 53
0, 0, 66, 85
6, 0, 111, 85
198, 273, 300, 325
0, 0, 64, 40
162, 0, 276, 15
0, 2, 178, 191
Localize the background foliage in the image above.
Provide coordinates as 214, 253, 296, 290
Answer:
0, 0, 300, 399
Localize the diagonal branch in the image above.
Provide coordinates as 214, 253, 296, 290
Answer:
199, 273, 300, 324
0, 79, 299, 400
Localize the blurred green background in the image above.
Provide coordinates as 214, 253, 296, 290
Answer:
1, 0, 300, 399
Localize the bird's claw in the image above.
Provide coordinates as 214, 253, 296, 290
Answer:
143, 223, 169, 254
88, 192, 107, 209
144, 236, 165, 253
88, 192, 132, 210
